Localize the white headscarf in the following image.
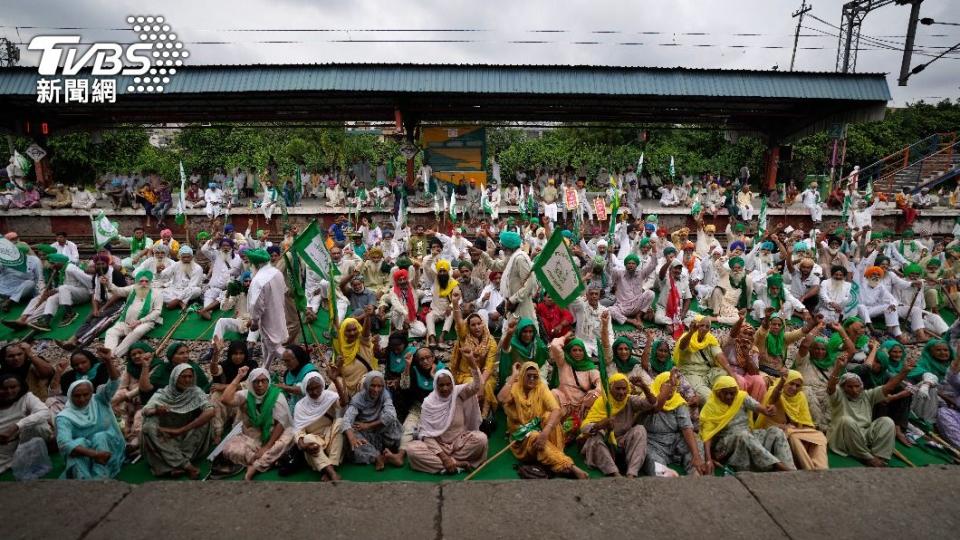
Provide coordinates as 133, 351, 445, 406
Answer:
416, 369, 481, 439
145, 363, 208, 414
247, 367, 271, 403
293, 371, 339, 432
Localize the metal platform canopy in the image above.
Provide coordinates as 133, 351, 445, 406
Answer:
0, 63, 891, 141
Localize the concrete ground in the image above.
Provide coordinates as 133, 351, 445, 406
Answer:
3, 466, 958, 540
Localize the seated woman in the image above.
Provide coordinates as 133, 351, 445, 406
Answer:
548, 334, 601, 432
631, 330, 700, 415
579, 372, 658, 477
826, 353, 915, 467
937, 348, 960, 447
398, 346, 439, 448
850, 340, 913, 446
219, 367, 294, 480
722, 311, 767, 401
701, 376, 795, 472
754, 311, 815, 373
112, 342, 161, 446
143, 342, 210, 406
497, 317, 548, 393
343, 370, 405, 470
47, 349, 111, 418
642, 370, 708, 476
407, 352, 489, 474
294, 371, 348, 481
674, 316, 736, 402
207, 338, 258, 439
275, 345, 317, 415
0, 342, 54, 402
791, 319, 830, 429
55, 347, 125, 479
334, 317, 379, 399
0, 373, 53, 474
756, 369, 828, 470
141, 364, 215, 479
449, 298, 498, 418
381, 331, 416, 409
497, 361, 588, 479
908, 339, 954, 426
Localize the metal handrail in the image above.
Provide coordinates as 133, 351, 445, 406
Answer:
839, 131, 955, 188
900, 137, 960, 193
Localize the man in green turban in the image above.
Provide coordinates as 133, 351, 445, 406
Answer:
247, 246, 289, 366
29, 252, 93, 331
104, 268, 164, 357
499, 228, 535, 322
895, 262, 948, 342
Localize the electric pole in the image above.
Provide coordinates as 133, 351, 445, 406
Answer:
897, 0, 924, 86
790, 0, 813, 71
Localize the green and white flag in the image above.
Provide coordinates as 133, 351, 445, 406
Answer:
864, 178, 873, 200
290, 220, 335, 280
757, 196, 768, 235
449, 190, 457, 222
175, 160, 187, 226
533, 229, 585, 308
669, 155, 675, 179
0, 238, 26, 272
92, 211, 120, 249
637, 152, 644, 176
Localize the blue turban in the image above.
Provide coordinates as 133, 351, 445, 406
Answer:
644, 223, 656, 232
240, 271, 252, 281
561, 230, 573, 239
730, 240, 745, 252
224, 224, 235, 234
266, 245, 281, 255
760, 241, 775, 251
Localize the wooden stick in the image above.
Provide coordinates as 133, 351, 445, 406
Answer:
463, 441, 516, 481
155, 309, 191, 353
893, 448, 916, 468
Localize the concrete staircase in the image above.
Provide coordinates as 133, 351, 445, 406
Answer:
889, 142, 960, 193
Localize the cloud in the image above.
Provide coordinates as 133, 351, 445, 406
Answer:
1, 0, 956, 104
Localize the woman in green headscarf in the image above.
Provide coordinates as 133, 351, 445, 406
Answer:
908, 339, 955, 425
611, 335, 641, 375
497, 317, 548, 391
141, 364, 216, 478
547, 335, 601, 424
112, 342, 162, 444
849, 339, 913, 445
142, 342, 210, 404
219, 367, 294, 480
754, 313, 812, 371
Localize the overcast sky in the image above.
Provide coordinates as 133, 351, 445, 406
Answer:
2, 0, 958, 105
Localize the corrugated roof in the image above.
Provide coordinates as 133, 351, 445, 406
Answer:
0, 63, 892, 101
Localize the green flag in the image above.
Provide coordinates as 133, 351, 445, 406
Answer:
533, 229, 585, 308
0, 238, 26, 272
290, 220, 335, 279
757, 196, 768, 236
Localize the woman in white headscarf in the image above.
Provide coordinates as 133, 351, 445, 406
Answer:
294, 371, 347, 481
55, 347, 124, 479
220, 367, 294, 480
140, 364, 216, 479
406, 351, 488, 474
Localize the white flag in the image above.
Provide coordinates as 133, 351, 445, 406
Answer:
533, 229, 585, 308
92, 211, 119, 248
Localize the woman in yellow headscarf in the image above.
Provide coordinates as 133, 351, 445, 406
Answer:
674, 315, 736, 403
579, 373, 658, 477
497, 361, 588, 479
333, 318, 378, 399
757, 370, 828, 470
701, 376, 796, 472
641, 370, 710, 476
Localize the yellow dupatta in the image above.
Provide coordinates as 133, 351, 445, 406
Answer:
673, 327, 720, 363
504, 361, 557, 432
334, 318, 362, 367
699, 376, 747, 441
583, 373, 631, 427
757, 370, 815, 429
650, 371, 688, 411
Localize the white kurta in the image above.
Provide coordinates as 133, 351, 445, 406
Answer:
248, 265, 289, 367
